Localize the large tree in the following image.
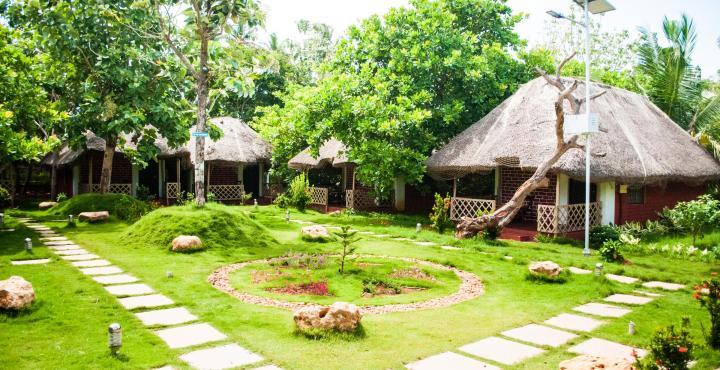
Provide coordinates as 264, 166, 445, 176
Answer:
4, 0, 192, 194
256, 0, 537, 195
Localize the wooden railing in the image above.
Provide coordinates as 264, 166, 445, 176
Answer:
208, 184, 244, 200
166, 182, 180, 199
450, 197, 496, 221
537, 202, 602, 234
346, 189, 393, 211
80, 183, 132, 195
308, 187, 329, 208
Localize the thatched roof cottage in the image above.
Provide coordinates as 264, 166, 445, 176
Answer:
426, 77, 720, 235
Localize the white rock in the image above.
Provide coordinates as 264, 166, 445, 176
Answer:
0, 276, 35, 310
171, 235, 203, 252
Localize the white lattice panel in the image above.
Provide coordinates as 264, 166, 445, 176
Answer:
346, 189, 392, 211
537, 202, 601, 234
208, 184, 244, 200
450, 197, 496, 221
80, 183, 131, 195
308, 187, 328, 206
166, 182, 180, 199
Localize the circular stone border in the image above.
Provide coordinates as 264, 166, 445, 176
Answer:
208, 254, 484, 315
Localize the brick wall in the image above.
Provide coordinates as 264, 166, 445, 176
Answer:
208, 164, 239, 185
615, 182, 706, 224
499, 167, 557, 223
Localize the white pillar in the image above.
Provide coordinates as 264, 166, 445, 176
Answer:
131, 164, 139, 196
158, 159, 165, 198
238, 164, 244, 184
72, 165, 80, 196
394, 176, 405, 211
598, 181, 616, 225
494, 168, 500, 197
556, 174, 569, 206
258, 162, 264, 197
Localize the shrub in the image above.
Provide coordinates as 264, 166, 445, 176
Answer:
665, 195, 720, 245
277, 174, 312, 211
482, 224, 502, 241
47, 193, 151, 222
0, 186, 10, 209
589, 224, 620, 248
56, 192, 67, 203
694, 278, 720, 349
206, 192, 216, 203
332, 226, 359, 275
636, 318, 693, 370
429, 193, 452, 234
599, 239, 625, 263
273, 193, 291, 208
135, 184, 151, 201
177, 191, 195, 206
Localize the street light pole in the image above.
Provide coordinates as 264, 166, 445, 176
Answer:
583, 0, 592, 257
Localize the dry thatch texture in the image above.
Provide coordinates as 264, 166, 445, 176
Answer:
44, 116, 271, 167
288, 138, 352, 170
426, 77, 720, 185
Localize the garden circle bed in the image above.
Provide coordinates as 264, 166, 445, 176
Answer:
208, 255, 484, 315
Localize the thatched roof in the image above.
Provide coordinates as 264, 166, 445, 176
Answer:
288, 138, 352, 170
44, 117, 271, 167
426, 77, 720, 184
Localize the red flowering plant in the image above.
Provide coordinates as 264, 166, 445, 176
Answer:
636, 318, 693, 370
694, 277, 720, 348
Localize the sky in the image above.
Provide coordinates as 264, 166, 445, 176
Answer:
260, 0, 720, 79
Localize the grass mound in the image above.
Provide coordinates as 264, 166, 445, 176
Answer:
47, 193, 150, 221
122, 203, 274, 249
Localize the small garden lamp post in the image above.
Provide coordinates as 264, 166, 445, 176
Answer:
547, 0, 615, 257
108, 323, 122, 355
594, 262, 603, 276
628, 321, 635, 335
25, 237, 32, 252
416, 223, 422, 233
0, 213, 4, 227
67, 214, 74, 226
285, 210, 290, 222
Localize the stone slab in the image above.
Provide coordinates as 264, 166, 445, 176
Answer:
119, 294, 174, 310
92, 274, 139, 285
413, 241, 436, 246
61, 253, 100, 261
11, 258, 51, 265
80, 266, 123, 275
633, 290, 662, 297
135, 307, 198, 326
55, 249, 90, 255
573, 303, 631, 318
544, 313, 605, 332
604, 294, 653, 305
642, 281, 685, 291
392, 237, 412, 241
40, 236, 69, 241
406, 352, 500, 370
568, 338, 647, 361
51, 245, 82, 251
180, 343, 263, 369
357, 231, 374, 235
501, 324, 578, 348
45, 241, 75, 246
459, 336, 545, 365
72, 259, 112, 268
605, 274, 639, 284
0, 228, 16, 232
441, 245, 461, 250
105, 283, 154, 296
372, 234, 390, 238
568, 267, 592, 274
155, 323, 226, 349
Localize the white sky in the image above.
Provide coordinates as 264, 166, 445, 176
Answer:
261, 0, 720, 79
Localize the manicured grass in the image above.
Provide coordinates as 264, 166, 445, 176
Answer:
3, 204, 720, 369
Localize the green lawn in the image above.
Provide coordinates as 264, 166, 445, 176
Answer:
1, 204, 719, 369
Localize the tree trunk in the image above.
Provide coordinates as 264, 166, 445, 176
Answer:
17, 163, 33, 202
99, 136, 117, 194
194, 36, 209, 207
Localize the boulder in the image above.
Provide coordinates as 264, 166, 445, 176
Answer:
301, 225, 330, 240
0, 276, 35, 310
171, 235, 203, 252
293, 302, 362, 332
38, 201, 58, 210
559, 355, 635, 370
78, 211, 109, 223
529, 261, 563, 278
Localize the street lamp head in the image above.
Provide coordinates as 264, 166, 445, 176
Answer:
546, 10, 565, 19
572, 0, 615, 14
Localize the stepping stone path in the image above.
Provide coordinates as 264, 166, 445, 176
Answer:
544, 313, 605, 332
604, 294, 653, 305
605, 274, 639, 284
15, 218, 269, 370
11, 258, 51, 265
179, 344, 263, 369
568, 338, 646, 361
441, 245, 461, 250
642, 281, 685, 291
501, 324, 578, 348
460, 336, 545, 365
406, 352, 500, 370
568, 267, 592, 274
573, 302, 631, 318
633, 290, 662, 297
413, 241, 436, 247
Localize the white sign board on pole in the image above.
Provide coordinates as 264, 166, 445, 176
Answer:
564, 113, 599, 134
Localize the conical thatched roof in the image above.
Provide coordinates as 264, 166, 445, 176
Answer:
426, 77, 720, 185
288, 138, 352, 170
44, 117, 271, 167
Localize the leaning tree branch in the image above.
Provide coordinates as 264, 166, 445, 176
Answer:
153, 0, 199, 79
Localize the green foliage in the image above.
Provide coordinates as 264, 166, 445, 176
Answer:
46, 193, 150, 222
694, 278, 720, 349
55, 192, 67, 203
482, 224, 502, 241
206, 192, 217, 203
525, 270, 569, 284
123, 203, 274, 250
332, 226, 359, 275
599, 239, 625, 263
0, 186, 10, 209
255, 0, 536, 194
135, 185, 151, 201
589, 224, 620, 248
177, 191, 195, 206
636, 318, 694, 370
281, 173, 312, 211
429, 193, 452, 234
664, 195, 720, 245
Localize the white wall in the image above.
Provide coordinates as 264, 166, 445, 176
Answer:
556, 173, 569, 206
597, 181, 616, 225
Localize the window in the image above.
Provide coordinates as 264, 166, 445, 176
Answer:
627, 186, 645, 204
